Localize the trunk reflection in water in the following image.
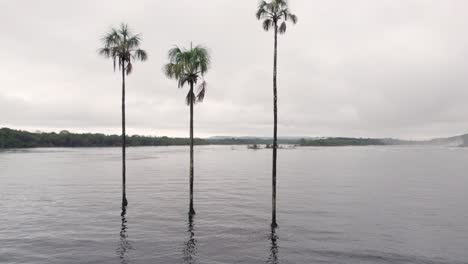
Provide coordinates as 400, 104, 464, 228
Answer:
267, 227, 279, 264
183, 214, 197, 263
117, 207, 132, 264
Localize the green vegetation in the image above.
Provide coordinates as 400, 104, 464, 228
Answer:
298, 137, 385, 146
0, 128, 298, 148
256, 0, 297, 228
99, 23, 148, 207
5, 128, 466, 148
163, 43, 211, 216
0, 128, 206, 148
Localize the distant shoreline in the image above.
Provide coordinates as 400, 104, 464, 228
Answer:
0, 127, 466, 149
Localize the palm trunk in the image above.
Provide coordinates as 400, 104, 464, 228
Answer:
271, 23, 278, 228
189, 82, 195, 215
122, 65, 128, 207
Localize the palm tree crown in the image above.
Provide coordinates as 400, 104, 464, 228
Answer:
256, 0, 298, 33
99, 23, 148, 74
164, 45, 210, 105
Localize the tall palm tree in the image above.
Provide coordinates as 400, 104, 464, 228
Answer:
98, 23, 148, 208
256, 0, 297, 228
163, 43, 210, 216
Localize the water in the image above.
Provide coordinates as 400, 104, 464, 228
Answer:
1, 145, 467, 264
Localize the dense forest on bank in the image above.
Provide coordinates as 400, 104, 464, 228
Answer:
0, 128, 299, 148
1, 128, 466, 148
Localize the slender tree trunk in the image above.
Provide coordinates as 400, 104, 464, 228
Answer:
189, 82, 195, 215
122, 64, 128, 207
271, 23, 278, 228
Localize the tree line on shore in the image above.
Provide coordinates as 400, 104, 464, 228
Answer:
0, 128, 206, 148
298, 137, 385, 146
0, 127, 401, 148
0, 128, 292, 148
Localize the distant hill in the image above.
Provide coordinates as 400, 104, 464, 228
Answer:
427, 134, 467, 146
381, 134, 468, 146
299, 134, 468, 147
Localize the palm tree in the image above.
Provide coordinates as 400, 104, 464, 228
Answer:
98, 23, 148, 208
256, 0, 297, 228
163, 43, 210, 216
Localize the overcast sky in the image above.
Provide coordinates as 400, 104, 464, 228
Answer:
1, 0, 468, 139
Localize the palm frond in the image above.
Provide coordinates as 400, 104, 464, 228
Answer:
186, 90, 196, 106
196, 81, 207, 102
163, 63, 175, 78
193, 45, 210, 75
119, 23, 130, 37
263, 19, 274, 31
280, 8, 289, 20
267, 0, 287, 12
279, 21, 287, 34
164, 62, 185, 80
276, 0, 288, 8
111, 47, 120, 58
98, 47, 110, 57
285, 12, 297, 24
134, 49, 148, 61
168, 46, 183, 62
101, 29, 120, 48
256, 1, 270, 19
290, 13, 298, 24
126, 62, 132, 75
178, 76, 189, 88
127, 34, 141, 49
118, 57, 123, 72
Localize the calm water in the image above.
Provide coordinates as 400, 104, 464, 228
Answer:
1, 145, 467, 264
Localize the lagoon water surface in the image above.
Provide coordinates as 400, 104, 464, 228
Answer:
1, 145, 467, 263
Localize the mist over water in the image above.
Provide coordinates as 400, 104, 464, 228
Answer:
1, 146, 467, 263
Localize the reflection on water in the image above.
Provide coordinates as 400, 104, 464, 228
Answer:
117, 207, 132, 264
267, 227, 279, 264
183, 214, 197, 264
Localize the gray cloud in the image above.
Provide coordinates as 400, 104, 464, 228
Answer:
1, 0, 468, 139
